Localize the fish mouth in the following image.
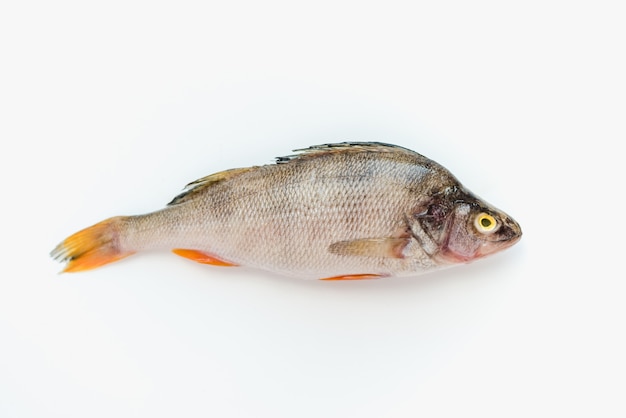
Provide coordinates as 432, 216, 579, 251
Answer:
435, 219, 522, 265
475, 232, 522, 258
435, 234, 521, 265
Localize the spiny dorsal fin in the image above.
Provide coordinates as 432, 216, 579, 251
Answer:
276, 142, 416, 164
168, 167, 257, 206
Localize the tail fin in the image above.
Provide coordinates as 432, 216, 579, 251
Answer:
51, 216, 135, 273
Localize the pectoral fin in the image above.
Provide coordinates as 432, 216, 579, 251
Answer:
172, 249, 238, 267
328, 238, 409, 259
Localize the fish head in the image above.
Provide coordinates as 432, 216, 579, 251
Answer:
409, 189, 522, 265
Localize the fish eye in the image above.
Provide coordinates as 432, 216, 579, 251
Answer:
475, 213, 497, 234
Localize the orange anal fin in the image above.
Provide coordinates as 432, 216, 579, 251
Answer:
320, 274, 384, 281
172, 249, 238, 267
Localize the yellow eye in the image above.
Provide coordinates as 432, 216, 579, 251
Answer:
475, 213, 497, 233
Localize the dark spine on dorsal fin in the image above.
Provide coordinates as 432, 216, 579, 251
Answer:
168, 142, 419, 205
167, 167, 256, 206
276, 142, 417, 164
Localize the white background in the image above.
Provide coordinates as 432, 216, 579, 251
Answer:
1, 1, 624, 417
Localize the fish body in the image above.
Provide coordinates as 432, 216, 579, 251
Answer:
51, 142, 521, 280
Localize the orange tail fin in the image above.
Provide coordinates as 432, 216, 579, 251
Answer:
51, 216, 135, 273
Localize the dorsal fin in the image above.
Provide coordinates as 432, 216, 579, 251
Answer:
168, 167, 257, 206
276, 142, 416, 164
168, 142, 418, 205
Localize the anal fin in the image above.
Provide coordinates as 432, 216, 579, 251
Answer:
172, 249, 238, 267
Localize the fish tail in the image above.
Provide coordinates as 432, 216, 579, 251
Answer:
51, 216, 135, 273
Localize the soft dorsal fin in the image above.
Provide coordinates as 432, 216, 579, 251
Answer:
168, 167, 257, 206
276, 142, 416, 164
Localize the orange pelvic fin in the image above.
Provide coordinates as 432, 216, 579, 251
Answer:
51, 216, 134, 273
320, 274, 384, 281
172, 249, 238, 267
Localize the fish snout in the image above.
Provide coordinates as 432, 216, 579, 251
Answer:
500, 215, 522, 244
476, 214, 522, 257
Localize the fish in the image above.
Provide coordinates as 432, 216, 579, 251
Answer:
50, 142, 522, 280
